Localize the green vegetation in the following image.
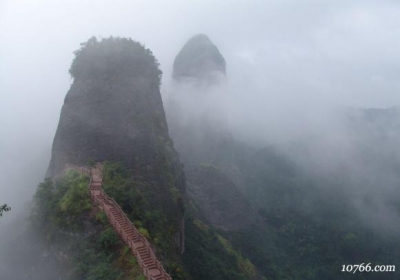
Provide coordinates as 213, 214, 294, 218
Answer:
102, 161, 255, 279
69, 36, 162, 86
183, 217, 261, 280
213, 144, 400, 280
32, 170, 144, 279
33, 171, 91, 231
101, 161, 186, 279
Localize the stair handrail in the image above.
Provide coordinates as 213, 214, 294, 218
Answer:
70, 164, 171, 280
99, 191, 171, 279
84, 164, 172, 280
68, 165, 155, 271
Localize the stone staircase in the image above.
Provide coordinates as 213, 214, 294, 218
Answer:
65, 164, 172, 280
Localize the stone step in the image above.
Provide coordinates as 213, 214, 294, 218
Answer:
127, 234, 136, 239
141, 252, 152, 259
153, 273, 166, 280
142, 259, 154, 268
138, 251, 149, 258
140, 254, 153, 264
140, 252, 151, 258
143, 257, 154, 265
147, 263, 158, 271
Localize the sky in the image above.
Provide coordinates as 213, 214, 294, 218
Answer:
1, 0, 400, 215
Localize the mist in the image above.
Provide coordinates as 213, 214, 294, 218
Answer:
2, 0, 400, 278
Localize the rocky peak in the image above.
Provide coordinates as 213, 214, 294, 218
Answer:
172, 34, 226, 84
47, 36, 185, 253
47, 36, 166, 176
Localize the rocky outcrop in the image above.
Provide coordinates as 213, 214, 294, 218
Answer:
166, 35, 258, 231
47, 37, 167, 177
172, 34, 226, 85
167, 34, 231, 167
47, 37, 185, 253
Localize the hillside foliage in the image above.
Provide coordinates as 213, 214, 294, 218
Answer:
206, 143, 400, 280
101, 161, 258, 279
32, 170, 144, 279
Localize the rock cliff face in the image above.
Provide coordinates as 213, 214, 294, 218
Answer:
48, 37, 166, 176
166, 35, 257, 231
47, 37, 185, 252
167, 34, 231, 166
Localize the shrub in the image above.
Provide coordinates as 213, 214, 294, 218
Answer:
98, 227, 120, 250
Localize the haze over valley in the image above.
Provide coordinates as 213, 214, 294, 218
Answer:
1, 1, 400, 279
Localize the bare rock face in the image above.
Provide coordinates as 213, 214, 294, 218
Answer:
47, 36, 185, 252
48, 37, 166, 176
166, 35, 258, 231
167, 34, 231, 166
172, 34, 226, 85
48, 38, 169, 176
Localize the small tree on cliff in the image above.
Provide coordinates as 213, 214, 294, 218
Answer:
0, 204, 11, 217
